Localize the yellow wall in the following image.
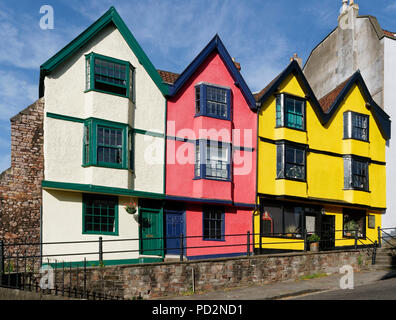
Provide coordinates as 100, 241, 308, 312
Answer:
255, 73, 386, 250
257, 74, 386, 208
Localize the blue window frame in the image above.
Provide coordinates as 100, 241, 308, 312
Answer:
203, 206, 225, 241
195, 83, 231, 120
195, 140, 232, 181
276, 93, 305, 130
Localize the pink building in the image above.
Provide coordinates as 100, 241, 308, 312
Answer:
162, 35, 257, 259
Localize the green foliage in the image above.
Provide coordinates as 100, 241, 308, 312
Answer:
307, 234, 320, 243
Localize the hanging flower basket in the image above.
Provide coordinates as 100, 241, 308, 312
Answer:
124, 202, 137, 215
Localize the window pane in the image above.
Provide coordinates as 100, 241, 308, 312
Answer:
84, 195, 117, 234
203, 207, 224, 240
205, 142, 229, 180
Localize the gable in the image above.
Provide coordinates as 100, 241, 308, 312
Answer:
167, 34, 256, 111
39, 6, 168, 97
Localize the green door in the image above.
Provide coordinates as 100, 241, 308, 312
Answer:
140, 207, 163, 256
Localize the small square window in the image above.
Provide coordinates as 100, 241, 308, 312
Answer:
83, 194, 118, 235
275, 94, 305, 130
203, 207, 224, 241
344, 111, 369, 141
277, 143, 306, 181
195, 140, 231, 181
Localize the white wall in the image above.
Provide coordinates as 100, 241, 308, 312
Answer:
42, 189, 140, 263
43, 23, 165, 194
383, 37, 396, 230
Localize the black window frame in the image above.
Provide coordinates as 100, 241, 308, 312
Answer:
343, 111, 369, 142
343, 155, 369, 192
276, 141, 307, 182
275, 93, 306, 131
202, 206, 225, 241
343, 209, 366, 239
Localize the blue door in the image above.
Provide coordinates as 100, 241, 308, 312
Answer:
165, 210, 185, 255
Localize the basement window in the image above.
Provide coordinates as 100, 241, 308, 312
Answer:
85, 52, 134, 100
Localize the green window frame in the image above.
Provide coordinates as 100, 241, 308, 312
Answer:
85, 52, 134, 100
83, 194, 119, 236
83, 118, 130, 170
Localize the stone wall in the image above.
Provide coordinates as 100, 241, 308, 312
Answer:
56, 250, 371, 299
0, 98, 44, 254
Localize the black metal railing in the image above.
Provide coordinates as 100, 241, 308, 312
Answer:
0, 229, 380, 298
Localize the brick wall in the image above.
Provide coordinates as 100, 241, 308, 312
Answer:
56, 250, 371, 299
0, 98, 44, 253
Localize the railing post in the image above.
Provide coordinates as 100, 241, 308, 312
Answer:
179, 233, 184, 262
372, 241, 378, 265
354, 229, 358, 250
377, 227, 382, 248
247, 231, 251, 256
99, 237, 103, 265
0, 240, 4, 285
303, 229, 307, 252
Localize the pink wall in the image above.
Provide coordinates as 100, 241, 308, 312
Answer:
184, 204, 253, 258
166, 51, 257, 205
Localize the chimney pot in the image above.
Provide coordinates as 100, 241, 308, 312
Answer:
232, 57, 241, 71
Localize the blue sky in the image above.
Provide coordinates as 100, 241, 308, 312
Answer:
0, 0, 395, 173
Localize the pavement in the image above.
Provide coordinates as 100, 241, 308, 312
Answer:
157, 269, 396, 300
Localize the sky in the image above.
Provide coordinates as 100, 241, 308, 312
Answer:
0, 0, 396, 173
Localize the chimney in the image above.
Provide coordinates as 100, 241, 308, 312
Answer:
232, 57, 241, 71
290, 53, 303, 68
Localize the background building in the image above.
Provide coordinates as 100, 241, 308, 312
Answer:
303, 0, 396, 230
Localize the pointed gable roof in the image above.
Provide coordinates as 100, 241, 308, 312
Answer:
318, 71, 391, 140
256, 60, 326, 123
256, 61, 391, 140
167, 34, 256, 111
39, 6, 168, 97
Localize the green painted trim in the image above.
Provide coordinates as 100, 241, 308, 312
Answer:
40, 7, 168, 96
46, 112, 85, 123
85, 52, 134, 100
83, 118, 129, 169
163, 99, 168, 195
133, 128, 164, 138
43, 257, 163, 269
46, 112, 163, 138
42, 180, 165, 199
82, 194, 119, 236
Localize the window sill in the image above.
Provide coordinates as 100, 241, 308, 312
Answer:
275, 177, 307, 183
343, 138, 369, 143
194, 114, 231, 121
275, 126, 306, 133
82, 164, 130, 170
83, 231, 119, 236
202, 238, 226, 242
84, 88, 132, 101
193, 177, 232, 182
343, 188, 371, 193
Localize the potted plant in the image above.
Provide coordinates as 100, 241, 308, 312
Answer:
285, 225, 299, 237
308, 234, 320, 252
344, 220, 359, 237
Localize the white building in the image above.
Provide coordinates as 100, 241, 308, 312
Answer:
303, 0, 395, 231
39, 7, 168, 266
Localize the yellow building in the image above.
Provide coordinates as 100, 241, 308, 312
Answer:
254, 60, 391, 253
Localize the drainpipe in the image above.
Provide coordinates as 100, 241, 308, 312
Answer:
252, 104, 260, 255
